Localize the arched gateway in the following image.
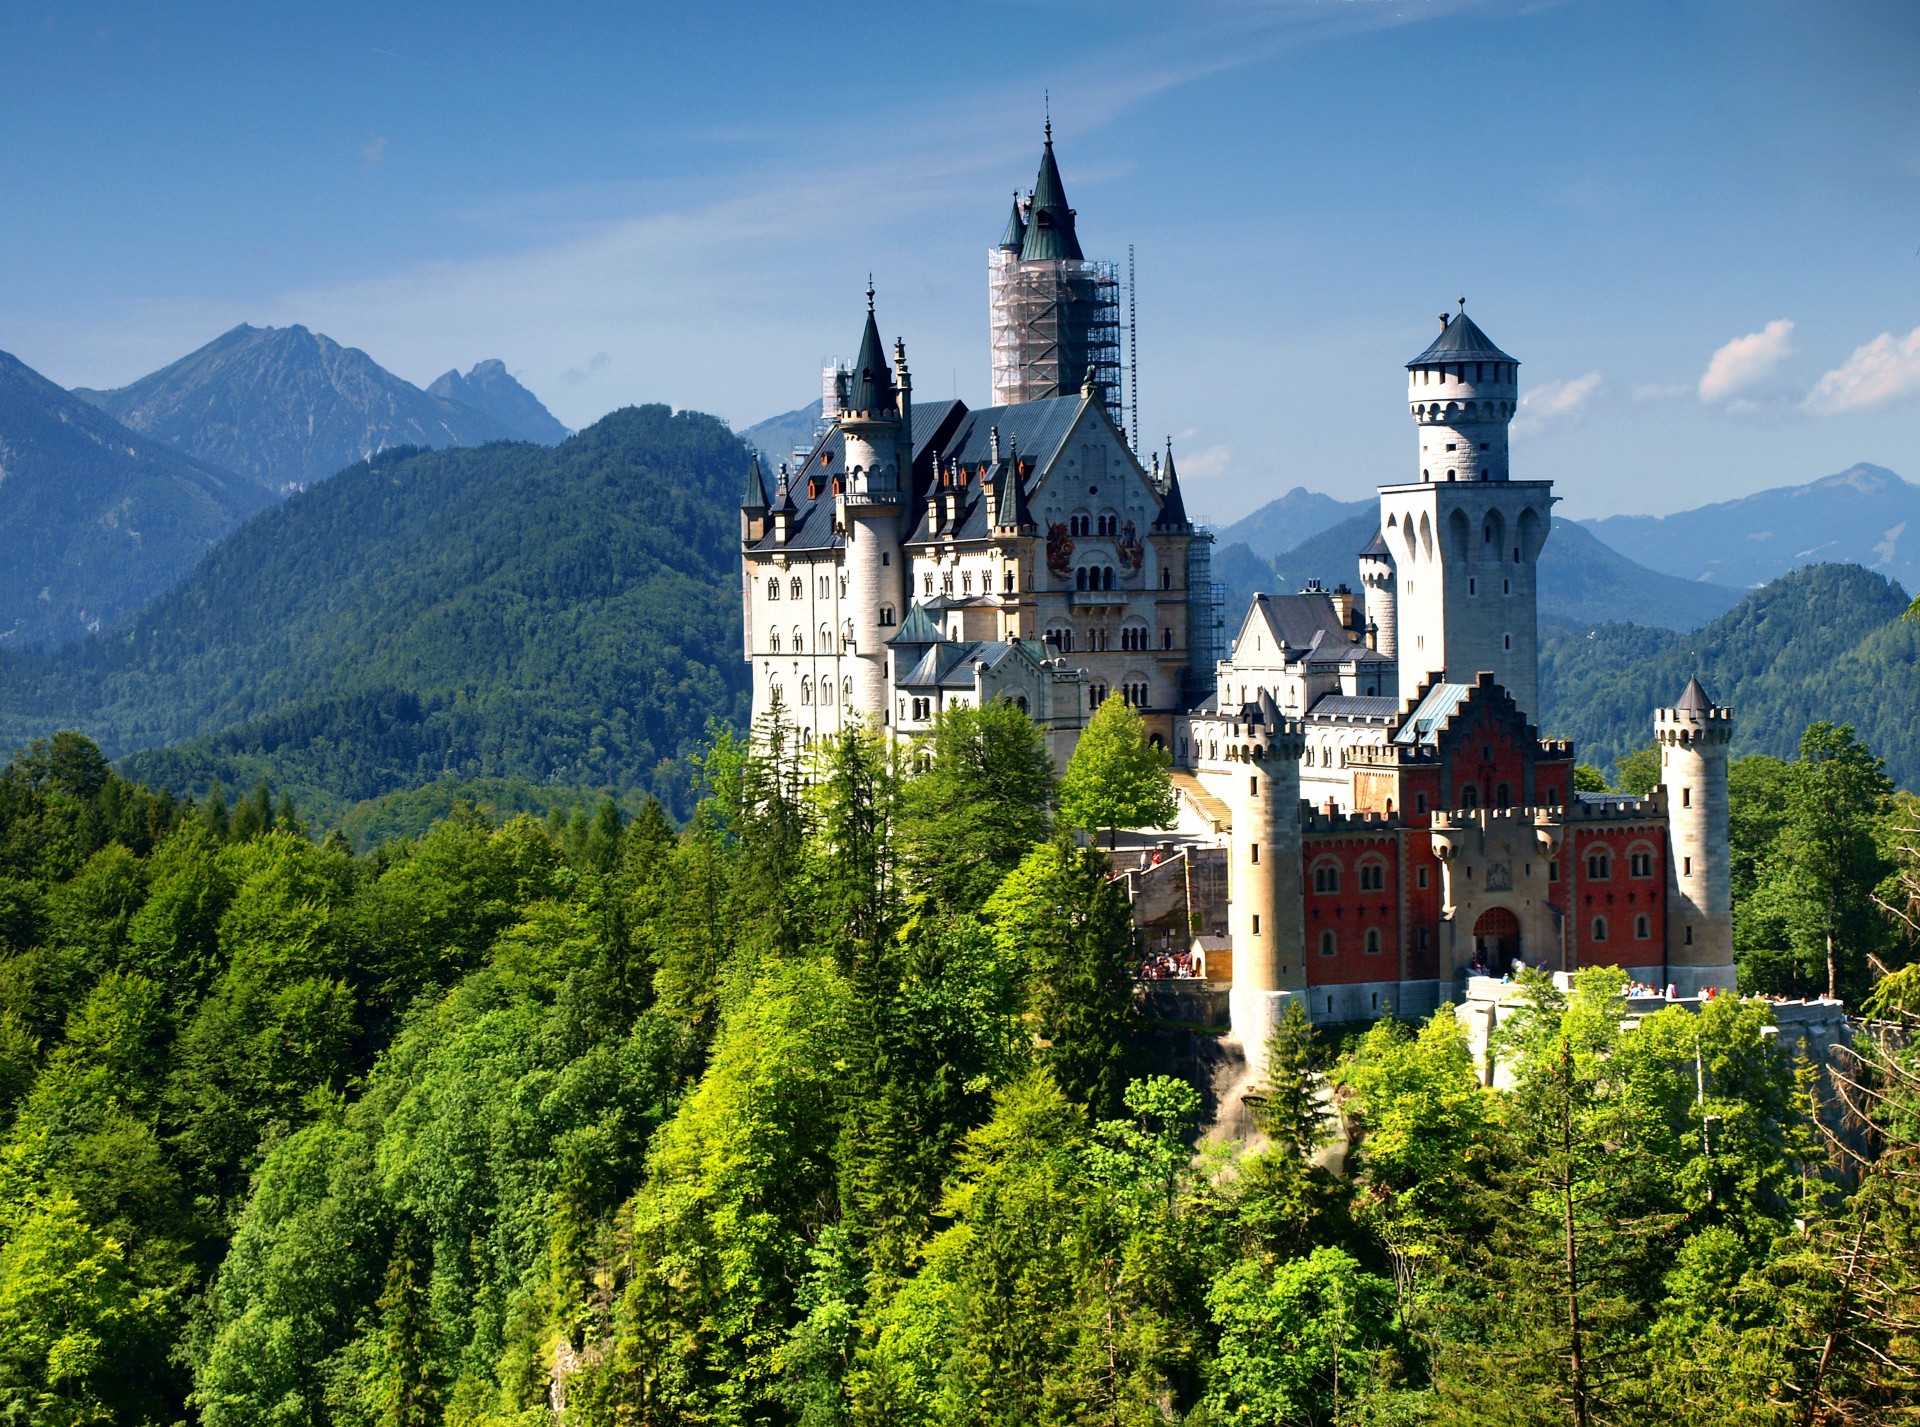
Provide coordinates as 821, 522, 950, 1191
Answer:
1473, 906, 1522, 970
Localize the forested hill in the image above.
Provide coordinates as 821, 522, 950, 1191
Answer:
1540, 562, 1920, 781
0, 348, 272, 647
0, 404, 751, 818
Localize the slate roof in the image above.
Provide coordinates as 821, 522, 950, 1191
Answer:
999, 195, 1027, 251
895, 638, 1046, 689
1154, 438, 1189, 529
845, 299, 896, 416
888, 602, 944, 646
1673, 675, 1714, 712
1020, 128, 1084, 262
742, 451, 768, 511
1407, 310, 1517, 368
1241, 592, 1375, 665
1358, 527, 1392, 559
1308, 694, 1403, 721
1393, 681, 1476, 746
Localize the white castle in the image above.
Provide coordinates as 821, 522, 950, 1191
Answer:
740, 129, 1736, 1054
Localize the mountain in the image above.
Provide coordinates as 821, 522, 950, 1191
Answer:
1215, 487, 1372, 558
1538, 563, 1920, 786
737, 400, 824, 470
74, 324, 518, 493
1226, 512, 1744, 633
0, 348, 272, 648
428, 359, 571, 444
1581, 462, 1920, 591
0, 404, 752, 822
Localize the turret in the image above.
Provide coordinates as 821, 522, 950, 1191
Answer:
1406, 305, 1519, 484
1357, 528, 1396, 659
1657, 676, 1736, 995
1227, 692, 1307, 1073
837, 287, 908, 725
740, 449, 769, 545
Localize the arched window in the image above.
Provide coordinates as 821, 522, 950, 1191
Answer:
767, 577, 780, 599
1014, 695, 1029, 714
1628, 846, 1654, 878
924, 573, 935, 595
1592, 916, 1609, 942
1319, 930, 1337, 957
790, 576, 803, 599
1634, 914, 1651, 940
1587, 849, 1611, 880
821, 678, 834, 705
770, 631, 782, 653
1312, 861, 1340, 894
1161, 568, 1172, 590
792, 626, 804, 652
799, 678, 813, 705
1006, 568, 1018, 593
1076, 567, 1088, 590
842, 677, 852, 705
879, 604, 896, 627
1358, 860, 1386, 892
821, 624, 832, 648
1459, 784, 1479, 809
1102, 566, 1115, 590
1495, 782, 1512, 808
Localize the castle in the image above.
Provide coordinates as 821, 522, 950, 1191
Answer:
739, 129, 1737, 1054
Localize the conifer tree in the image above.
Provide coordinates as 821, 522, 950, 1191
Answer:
1251, 997, 1337, 1159
1059, 693, 1176, 850
378, 1218, 436, 1427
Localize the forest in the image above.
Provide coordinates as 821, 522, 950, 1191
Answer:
1, 697, 1917, 1427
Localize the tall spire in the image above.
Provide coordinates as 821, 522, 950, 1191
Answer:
844, 282, 896, 418
995, 437, 1035, 530
1153, 436, 1189, 529
1020, 124, 1083, 261
741, 449, 768, 512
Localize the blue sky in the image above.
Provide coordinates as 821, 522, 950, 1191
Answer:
2, 0, 1917, 522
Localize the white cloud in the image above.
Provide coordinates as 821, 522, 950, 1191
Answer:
1804, 325, 1920, 415
1698, 318, 1794, 404
1513, 371, 1602, 435
361, 136, 388, 169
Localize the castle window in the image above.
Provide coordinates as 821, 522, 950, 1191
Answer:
1504, 579, 1511, 595
1682, 786, 1691, 808
1365, 928, 1382, 955
767, 577, 780, 600
1503, 634, 1512, 651
982, 571, 993, 592
1592, 916, 1608, 942
1629, 850, 1653, 878
839, 576, 848, 598
1635, 915, 1651, 940
1587, 850, 1611, 880
881, 553, 891, 566
799, 678, 812, 705
1468, 578, 1477, 596
1416, 866, 1429, 889
1447, 470, 1456, 481
771, 631, 782, 653
793, 626, 804, 651
943, 573, 954, 595
879, 605, 895, 627
1161, 568, 1172, 589
790, 577, 803, 599
1460, 785, 1479, 809
1076, 568, 1087, 590
1549, 861, 1559, 882
842, 677, 852, 704
1319, 930, 1337, 957
1251, 843, 1259, 865
1495, 782, 1511, 807
1683, 856, 1691, 876
1015, 695, 1029, 714
1250, 776, 1259, 796
1419, 928, 1430, 949
1685, 925, 1693, 946
821, 624, 832, 648
1253, 915, 1261, 935
1359, 861, 1385, 891
1312, 862, 1340, 894
1007, 569, 1018, 593
822, 679, 834, 705
1164, 628, 1174, 650
924, 574, 934, 595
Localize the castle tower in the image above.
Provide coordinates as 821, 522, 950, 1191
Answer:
1378, 308, 1550, 719
836, 289, 909, 725
1227, 692, 1307, 1071
1657, 676, 1736, 995
987, 123, 1122, 415
1357, 527, 1396, 659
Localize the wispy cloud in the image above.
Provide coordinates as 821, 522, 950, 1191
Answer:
1804, 324, 1920, 415
1513, 371, 1602, 435
360, 135, 389, 169
1698, 318, 1794, 404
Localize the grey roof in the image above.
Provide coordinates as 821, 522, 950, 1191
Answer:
896, 638, 1040, 689
905, 396, 1087, 544
845, 297, 896, 416
1309, 694, 1402, 721
1153, 438, 1190, 529
1393, 681, 1476, 746
999, 194, 1027, 250
1407, 310, 1517, 369
1358, 527, 1392, 560
742, 450, 768, 511
1673, 675, 1714, 712
888, 602, 944, 645
1020, 127, 1084, 262
1244, 592, 1363, 664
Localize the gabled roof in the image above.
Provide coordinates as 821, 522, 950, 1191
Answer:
1672, 675, 1714, 713
1232, 591, 1358, 664
994, 450, 1035, 529
999, 194, 1027, 251
844, 295, 896, 417
896, 638, 1044, 689
1393, 681, 1475, 746
1407, 310, 1516, 369
888, 602, 944, 646
1020, 126, 1084, 262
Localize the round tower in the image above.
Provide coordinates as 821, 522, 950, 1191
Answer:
838, 288, 909, 726
1357, 529, 1397, 660
1228, 692, 1307, 1072
1406, 306, 1519, 484
1656, 676, 1736, 996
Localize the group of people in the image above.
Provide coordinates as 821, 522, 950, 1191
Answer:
1140, 947, 1204, 980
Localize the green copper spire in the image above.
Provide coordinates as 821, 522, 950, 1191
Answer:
999, 191, 1027, 250
741, 449, 768, 512
844, 282, 896, 417
1019, 123, 1083, 262
995, 439, 1035, 530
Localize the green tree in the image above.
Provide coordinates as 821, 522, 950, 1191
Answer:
1250, 998, 1336, 1159
1572, 763, 1607, 794
986, 835, 1139, 1115
1612, 742, 1661, 797
377, 1218, 436, 1427
1058, 693, 1176, 850
899, 700, 1055, 915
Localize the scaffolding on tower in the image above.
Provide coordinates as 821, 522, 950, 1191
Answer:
988, 247, 1123, 416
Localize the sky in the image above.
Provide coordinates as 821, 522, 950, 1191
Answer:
2, 0, 1918, 524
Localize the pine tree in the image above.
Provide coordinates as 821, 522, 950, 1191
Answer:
378, 1218, 437, 1427
1058, 693, 1177, 850
1250, 998, 1336, 1159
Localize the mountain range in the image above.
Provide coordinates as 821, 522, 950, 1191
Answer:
73, 324, 562, 492
429, 359, 572, 444
737, 399, 825, 472
0, 349, 272, 647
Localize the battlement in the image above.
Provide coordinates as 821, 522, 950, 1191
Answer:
1300, 804, 1405, 834
1565, 791, 1668, 822
1431, 805, 1560, 833
1656, 705, 1733, 746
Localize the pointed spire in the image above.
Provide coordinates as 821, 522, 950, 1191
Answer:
741, 449, 768, 512
1673, 675, 1714, 713
999, 191, 1027, 250
844, 284, 896, 418
1153, 436, 1189, 529
1020, 123, 1083, 261
996, 437, 1035, 530
775, 461, 797, 514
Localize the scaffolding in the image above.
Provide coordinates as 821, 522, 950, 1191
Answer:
988, 249, 1123, 416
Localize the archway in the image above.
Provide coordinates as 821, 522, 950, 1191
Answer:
1472, 906, 1522, 972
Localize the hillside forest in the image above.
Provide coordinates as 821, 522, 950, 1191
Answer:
3, 692, 1918, 1427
